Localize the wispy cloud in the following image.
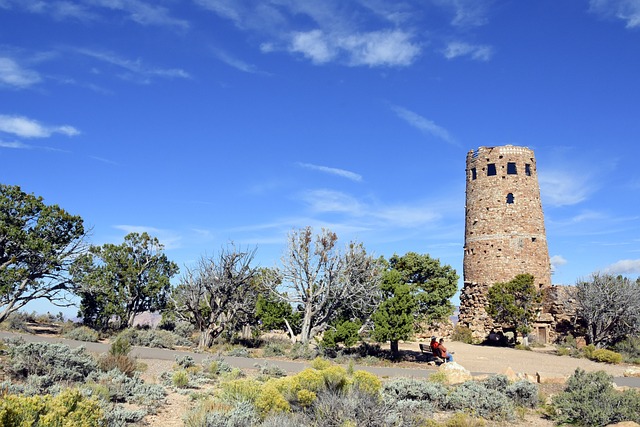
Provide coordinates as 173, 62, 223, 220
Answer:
391, 105, 457, 145
0, 139, 31, 149
435, 0, 493, 28
539, 169, 594, 207
210, 47, 259, 73
550, 254, 568, 273
196, 1, 422, 67
604, 258, 640, 275
290, 29, 421, 67
1, 0, 189, 28
0, 57, 42, 88
297, 163, 363, 182
0, 114, 80, 138
443, 41, 493, 61
74, 48, 190, 83
89, 0, 190, 29
589, 0, 640, 28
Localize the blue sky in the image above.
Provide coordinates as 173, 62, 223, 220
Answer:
1, 0, 639, 317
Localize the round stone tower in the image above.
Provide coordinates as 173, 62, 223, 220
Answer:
459, 145, 551, 339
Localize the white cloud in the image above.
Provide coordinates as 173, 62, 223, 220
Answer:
299, 189, 365, 215
74, 48, 190, 82
290, 30, 336, 64
297, 162, 363, 182
288, 29, 422, 67
211, 48, 258, 73
590, 0, 640, 28
435, 0, 492, 28
0, 115, 80, 138
0, 139, 31, 149
0, 57, 42, 88
539, 169, 593, 207
342, 30, 421, 67
550, 255, 568, 273
88, 0, 190, 29
391, 105, 457, 145
443, 41, 493, 61
604, 258, 640, 275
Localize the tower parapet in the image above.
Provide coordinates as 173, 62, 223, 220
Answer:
459, 145, 551, 340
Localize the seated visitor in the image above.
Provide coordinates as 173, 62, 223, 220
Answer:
437, 338, 454, 362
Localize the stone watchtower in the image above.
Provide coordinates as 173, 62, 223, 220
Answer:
458, 145, 552, 341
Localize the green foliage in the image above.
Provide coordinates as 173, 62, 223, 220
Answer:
388, 252, 459, 323
0, 388, 104, 427
64, 326, 100, 342
172, 370, 190, 388
220, 379, 263, 403
109, 334, 131, 356
255, 292, 300, 332
71, 232, 178, 331
613, 336, 640, 363
552, 368, 640, 426
445, 381, 514, 420
321, 319, 361, 349
0, 184, 86, 324
487, 274, 541, 340
383, 377, 446, 408
254, 362, 287, 378
351, 370, 381, 395
372, 271, 416, 355
505, 380, 539, 408
6, 340, 97, 386
288, 342, 319, 360
590, 348, 623, 364
451, 325, 474, 344
86, 369, 166, 409
262, 341, 287, 357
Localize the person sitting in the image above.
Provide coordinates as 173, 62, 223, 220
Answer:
430, 336, 440, 357
437, 338, 454, 362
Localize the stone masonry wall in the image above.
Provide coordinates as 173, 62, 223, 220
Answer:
459, 145, 552, 339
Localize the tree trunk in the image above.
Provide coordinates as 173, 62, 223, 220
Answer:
199, 329, 214, 349
390, 340, 399, 359
300, 304, 314, 343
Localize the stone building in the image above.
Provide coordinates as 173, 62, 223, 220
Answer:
458, 145, 553, 342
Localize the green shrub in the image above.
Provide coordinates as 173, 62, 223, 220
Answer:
6, 340, 98, 385
64, 326, 100, 342
288, 343, 318, 360
590, 348, 623, 364
556, 346, 571, 356
176, 355, 196, 369
582, 344, 596, 359
98, 353, 138, 377
220, 379, 263, 403
482, 374, 509, 393
173, 370, 190, 388
202, 357, 232, 377
255, 362, 287, 378
445, 381, 514, 420
552, 368, 640, 426
321, 320, 361, 349
0, 388, 104, 427
311, 389, 390, 427
351, 370, 382, 395
613, 336, 640, 363
226, 347, 250, 357
505, 380, 538, 408
263, 342, 286, 357
109, 335, 132, 356
86, 369, 166, 409
383, 377, 446, 408
451, 325, 474, 344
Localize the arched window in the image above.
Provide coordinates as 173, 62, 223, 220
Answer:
506, 193, 514, 204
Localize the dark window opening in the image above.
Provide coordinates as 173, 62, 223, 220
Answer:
487, 163, 496, 176
471, 168, 477, 180
507, 162, 517, 174
506, 193, 514, 204
525, 164, 531, 176
532, 237, 537, 242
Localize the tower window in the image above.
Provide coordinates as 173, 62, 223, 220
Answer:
525, 164, 531, 176
506, 193, 514, 204
507, 162, 517, 174
471, 168, 477, 180
487, 163, 496, 176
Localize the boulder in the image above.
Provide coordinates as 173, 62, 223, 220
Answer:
623, 368, 640, 378
536, 372, 568, 384
500, 366, 518, 381
605, 422, 640, 427
438, 362, 472, 384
